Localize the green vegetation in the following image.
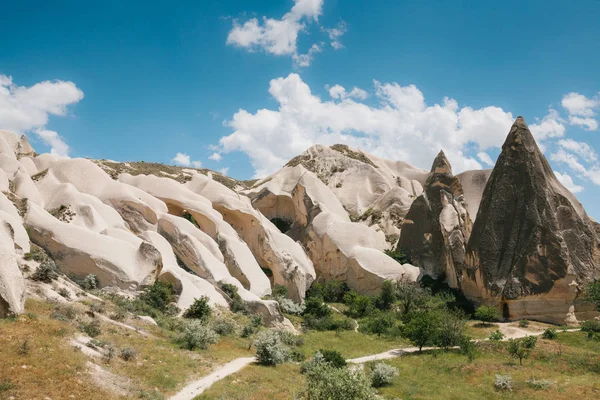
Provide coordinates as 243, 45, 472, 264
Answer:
474, 305, 500, 325
585, 280, 600, 311
220, 282, 248, 314
182, 296, 212, 321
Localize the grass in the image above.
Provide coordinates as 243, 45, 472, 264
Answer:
196, 363, 305, 400
0, 300, 118, 400
300, 330, 410, 359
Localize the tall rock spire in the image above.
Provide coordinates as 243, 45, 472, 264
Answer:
461, 117, 600, 323
398, 150, 472, 287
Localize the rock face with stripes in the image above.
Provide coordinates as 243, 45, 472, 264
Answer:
397, 150, 473, 288
461, 117, 600, 323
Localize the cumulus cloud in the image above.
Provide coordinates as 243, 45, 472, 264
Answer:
218, 73, 521, 177
219, 167, 230, 176
561, 92, 600, 131
0, 73, 84, 156
327, 84, 368, 100
554, 171, 584, 193
209, 152, 222, 162
551, 148, 600, 186
226, 0, 325, 66
324, 20, 347, 49
528, 109, 566, 140
172, 153, 203, 168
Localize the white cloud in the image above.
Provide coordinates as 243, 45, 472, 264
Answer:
292, 43, 323, 67
558, 139, 597, 162
477, 152, 494, 166
0, 73, 84, 156
35, 129, 69, 157
551, 148, 600, 186
554, 171, 584, 193
226, 0, 324, 66
172, 152, 191, 166
324, 20, 347, 49
209, 152, 222, 162
191, 161, 203, 168
219, 73, 518, 177
219, 167, 230, 176
529, 109, 565, 140
327, 84, 368, 100
561, 92, 600, 131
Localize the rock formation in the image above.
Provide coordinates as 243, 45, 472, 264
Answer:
461, 117, 600, 323
397, 151, 473, 288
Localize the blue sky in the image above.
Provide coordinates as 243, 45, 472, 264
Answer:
1, 0, 600, 217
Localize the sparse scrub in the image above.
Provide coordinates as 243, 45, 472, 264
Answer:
527, 378, 553, 390
494, 374, 512, 391
519, 319, 530, 327
80, 320, 102, 337
57, 287, 70, 298
254, 330, 291, 366
489, 330, 504, 341
120, 347, 137, 361
211, 315, 237, 335
31, 259, 59, 283
50, 303, 77, 321
79, 274, 99, 290
278, 297, 305, 315
542, 328, 558, 339
278, 330, 304, 347
508, 337, 536, 366
220, 283, 248, 314
176, 320, 218, 350
370, 362, 399, 387
139, 281, 177, 314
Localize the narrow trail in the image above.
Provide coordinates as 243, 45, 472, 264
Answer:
169, 357, 256, 400
167, 324, 582, 400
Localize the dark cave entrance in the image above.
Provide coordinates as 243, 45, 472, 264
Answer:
270, 217, 292, 234
502, 302, 510, 320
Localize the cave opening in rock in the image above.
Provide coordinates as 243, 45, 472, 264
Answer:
502, 302, 510, 320
270, 217, 292, 234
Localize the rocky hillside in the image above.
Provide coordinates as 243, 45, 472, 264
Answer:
1, 117, 599, 325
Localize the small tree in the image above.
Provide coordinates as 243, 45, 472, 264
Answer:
182, 296, 212, 321
370, 362, 399, 387
585, 281, 600, 311
303, 296, 331, 318
365, 313, 394, 337
507, 337, 536, 366
319, 349, 346, 368
140, 281, 176, 313
395, 280, 430, 317
403, 311, 440, 351
436, 309, 467, 350
375, 280, 396, 311
474, 305, 499, 325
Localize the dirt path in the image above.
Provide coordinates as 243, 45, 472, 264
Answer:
168, 357, 256, 400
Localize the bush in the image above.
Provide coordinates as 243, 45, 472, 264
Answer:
278, 298, 305, 315
519, 319, 530, 327
474, 305, 499, 324
251, 314, 263, 327
384, 248, 412, 265
319, 349, 346, 368
523, 335, 538, 349
139, 281, 177, 313
80, 274, 99, 290
370, 362, 399, 387
436, 309, 467, 350
542, 328, 558, 339
581, 319, 600, 333
300, 351, 326, 374
212, 315, 237, 336
120, 348, 137, 361
303, 296, 331, 318
240, 324, 255, 338
585, 281, 600, 311
183, 296, 212, 321
307, 280, 350, 303
31, 260, 59, 283
527, 378, 553, 390
394, 280, 432, 317
254, 330, 291, 366
220, 283, 248, 314
80, 320, 102, 337
57, 287, 70, 298
362, 313, 394, 337
374, 280, 396, 311
304, 314, 354, 331
279, 331, 304, 347
459, 336, 477, 362
489, 330, 504, 341
272, 284, 288, 298
177, 320, 218, 350
50, 304, 77, 321
508, 337, 535, 366
494, 374, 512, 391
303, 363, 376, 400
345, 294, 375, 319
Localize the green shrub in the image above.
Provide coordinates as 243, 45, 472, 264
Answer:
272, 284, 288, 298
139, 281, 177, 313
403, 310, 441, 351
384, 249, 412, 265
370, 362, 399, 387
79, 274, 99, 290
459, 336, 477, 362
304, 314, 354, 331
307, 280, 350, 303
362, 313, 394, 337
23, 244, 47, 262
240, 324, 255, 338
211, 315, 237, 336
474, 305, 499, 324
319, 349, 346, 368
523, 335, 538, 349
220, 283, 248, 314
494, 374, 512, 391
177, 320, 218, 350
585, 281, 600, 311
31, 260, 59, 283
183, 296, 212, 321
251, 314, 263, 327
120, 348, 137, 361
80, 320, 102, 337
374, 280, 396, 311
254, 330, 291, 366
50, 304, 77, 321
519, 319, 530, 327
581, 319, 600, 333
542, 328, 558, 339
303, 296, 331, 318
508, 337, 536, 366
278, 331, 304, 347
303, 362, 376, 400
489, 330, 504, 341
436, 309, 467, 350
345, 294, 374, 318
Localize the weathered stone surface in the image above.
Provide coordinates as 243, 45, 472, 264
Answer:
0, 218, 25, 317
461, 117, 600, 323
397, 151, 472, 288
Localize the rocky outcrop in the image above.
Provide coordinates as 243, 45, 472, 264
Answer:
0, 218, 25, 316
397, 151, 472, 288
461, 117, 600, 323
